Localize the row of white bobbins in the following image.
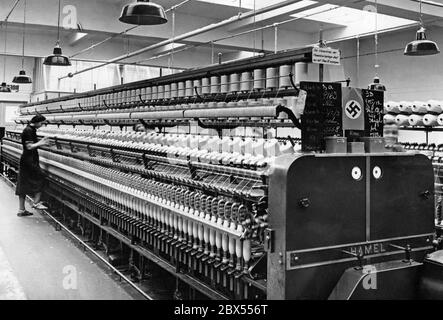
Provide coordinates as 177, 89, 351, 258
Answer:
384, 100, 443, 114
133, 64, 301, 101
23, 62, 313, 115
384, 113, 443, 126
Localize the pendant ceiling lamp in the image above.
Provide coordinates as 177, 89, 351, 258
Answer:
368, 0, 386, 91
13, 0, 32, 84
368, 76, 386, 91
404, 0, 440, 56
43, 0, 71, 66
0, 82, 10, 92
0, 22, 11, 93
119, 0, 168, 25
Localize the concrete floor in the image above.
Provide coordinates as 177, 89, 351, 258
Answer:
0, 179, 136, 300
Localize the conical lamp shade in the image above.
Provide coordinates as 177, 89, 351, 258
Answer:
368, 76, 386, 91
0, 82, 11, 93
404, 27, 440, 56
119, 1, 167, 25
43, 45, 71, 66
13, 70, 32, 84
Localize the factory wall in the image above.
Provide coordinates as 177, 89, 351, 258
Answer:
335, 26, 443, 144
335, 26, 443, 101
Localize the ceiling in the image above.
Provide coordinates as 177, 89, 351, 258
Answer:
0, 0, 441, 70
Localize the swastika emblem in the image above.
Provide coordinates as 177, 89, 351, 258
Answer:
345, 100, 362, 119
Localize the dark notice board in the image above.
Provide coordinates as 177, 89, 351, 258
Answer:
362, 89, 384, 137
300, 81, 342, 152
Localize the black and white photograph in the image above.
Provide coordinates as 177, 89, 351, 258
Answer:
0, 0, 442, 307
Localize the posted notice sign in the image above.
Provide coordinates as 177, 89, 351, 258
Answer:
312, 47, 340, 65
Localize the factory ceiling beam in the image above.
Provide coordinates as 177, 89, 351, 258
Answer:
315, 0, 443, 21
1, 0, 21, 23
287, 0, 428, 45
58, 0, 316, 80
1, 0, 299, 54
226, 1, 322, 32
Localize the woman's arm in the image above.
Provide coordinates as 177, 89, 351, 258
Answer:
25, 137, 49, 151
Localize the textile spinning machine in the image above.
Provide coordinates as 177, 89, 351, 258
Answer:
2, 47, 443, 300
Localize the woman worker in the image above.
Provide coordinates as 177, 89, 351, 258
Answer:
15, 115, 50, 216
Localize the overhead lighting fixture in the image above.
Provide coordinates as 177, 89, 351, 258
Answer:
368, 76, 386, 91
119, 0, 168, 25
368, 0, 386, 91
1, 22, 11, 93
13, 70, 32, 84
0, 82, 11, 93
44, 0, 71, 66
13, 0, 32, 84
404, 0, 439, 56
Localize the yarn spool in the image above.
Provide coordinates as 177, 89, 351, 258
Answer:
123, 90, 129, 106
220, 75, 229, 93
151, 86, 158, 100
145, 87, 152, 101
408, 114, 424, 126
137, 88, 146, 101
135, 89, 140, 104
193, 79, 202, 96
253, 69, 265, 91
398, 101, 413, 114
423, 114, 439, 126
105, 93, 111, 107
177, 82, 185, 98
185, 80, 193, 97
157, 85, 164, 100
170, 83, 178, 99
240, 71, 252, 92
395, 114, 409, 126
103, 94, 110, 107
386, 101, 401, 114
202, 77, 210, 95
411, 101, 428, 114
164, 84, 171, 100
426, 100, 443, 114
230, 73, 240, 93
117, 91, 123, 106
126, 90, 132, 105
279, 64, 293, 89
210, 76, 220, 94
107, 93, 113, 107
383, 114, 396, 124
266, 67, 278, 90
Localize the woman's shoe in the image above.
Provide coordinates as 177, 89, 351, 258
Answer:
32, 202, 48, 210
17, 210, 33, 217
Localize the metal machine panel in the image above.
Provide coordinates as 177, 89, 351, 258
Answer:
268, 153, 435, 300
369, 154, 435, 240
285, 155, 367, 250
268, 154, 367, 299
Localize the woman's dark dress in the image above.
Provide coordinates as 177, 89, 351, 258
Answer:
15, 125, 44, 196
